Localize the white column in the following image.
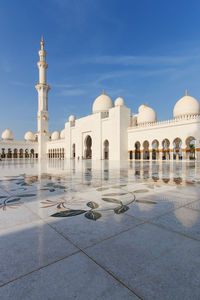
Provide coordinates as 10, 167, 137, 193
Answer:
196, 140, 200, 161
170, 149, 174, 160
157, 148, 162, 160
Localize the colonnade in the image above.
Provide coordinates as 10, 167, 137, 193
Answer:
0, 148, 37, 158
48, 148, 65, 158
129, 136, 199, 161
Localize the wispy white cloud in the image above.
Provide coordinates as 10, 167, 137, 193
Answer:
59, 88, 86, 96
67, 54, 200, 67
93, 67, 176, 85
53, 67, 176, 98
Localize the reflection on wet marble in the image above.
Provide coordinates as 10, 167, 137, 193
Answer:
1, 159, 200, 299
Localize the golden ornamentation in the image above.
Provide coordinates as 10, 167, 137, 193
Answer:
37, 116, 40, 119
185, 89, 188, 96
40, 35, 44, 48
42, 115, 47, 120
43, 130, 47, 134
103, 89, 105, 95
37, 131, 40, 134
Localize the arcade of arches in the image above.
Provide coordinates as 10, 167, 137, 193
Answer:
129, 137, 198, 160
48, 148, 65, 158
0, 148, 37, 158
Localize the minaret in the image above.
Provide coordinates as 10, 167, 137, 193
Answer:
35, 36, 50, 158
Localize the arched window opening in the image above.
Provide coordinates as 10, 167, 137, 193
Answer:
84, 136, 92, 159
135, 142, 141, 160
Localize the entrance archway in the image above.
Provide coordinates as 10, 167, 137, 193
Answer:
104, 140, 109, 160
85, 135, 92, 159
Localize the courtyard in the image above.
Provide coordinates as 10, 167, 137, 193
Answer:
0, 159, 200, 299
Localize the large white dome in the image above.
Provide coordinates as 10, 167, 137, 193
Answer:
115, 96, 125, 106
1, 128, 14, 140
92, 91, 114, 114
24, 130, 36, 141
51, 130, 60, 140
137, 105, 157, 125
60, 129, 65, 139
173, 91, 200, 119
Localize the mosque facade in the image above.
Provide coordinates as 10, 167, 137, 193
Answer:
1, 38, 200, 161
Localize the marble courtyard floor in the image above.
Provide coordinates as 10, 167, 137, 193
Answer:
0, 159, 200, 300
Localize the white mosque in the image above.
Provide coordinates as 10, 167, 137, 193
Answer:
1, 37, 200, 161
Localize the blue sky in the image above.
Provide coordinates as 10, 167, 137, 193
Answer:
1, 0, 200, 139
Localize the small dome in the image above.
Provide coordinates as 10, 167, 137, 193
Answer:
51, 130, 60, 140
173, 91, 200, 119
137, 105, 157, 125
60, 129, 65, 139
69, 115, 75, 122
24, 130, 36, 141
1, 128, 14, 140
115, 97, 125, 106
92, 90, 114, 114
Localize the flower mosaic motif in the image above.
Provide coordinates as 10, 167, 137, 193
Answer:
0, 196, 22, 211
40, 187, 137, 221
0, 173, 167, 219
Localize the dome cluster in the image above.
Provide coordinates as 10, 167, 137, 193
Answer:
134, 90, 200, 125
49, 129, 66, 140
1, 91, 200, 145
92, 91, 125, 114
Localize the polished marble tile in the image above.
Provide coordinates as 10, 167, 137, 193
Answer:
48, 210, 143, 249
0, 252, 139, 300
125, 190, 198, 221
125, 237, 200, 300
0, 220, 78, 286
0, 204, 40, 230
186, 199, 200, 211
152, 206, 200, 240
85, 223, 200, 300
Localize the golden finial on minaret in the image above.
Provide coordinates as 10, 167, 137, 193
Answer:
146, 101, 148, 107
103, 89, 105, 95
185, 89, 188, 96
40, 35, 44, 48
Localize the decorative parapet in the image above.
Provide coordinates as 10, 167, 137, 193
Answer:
129, 114, 200, 129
